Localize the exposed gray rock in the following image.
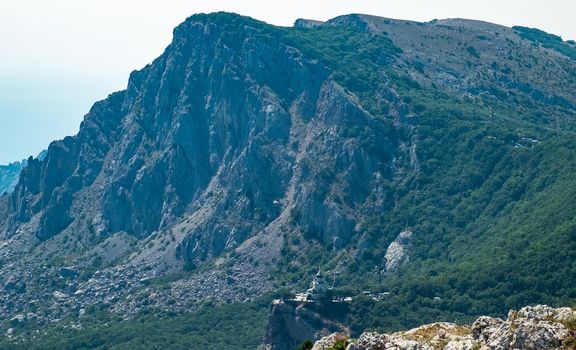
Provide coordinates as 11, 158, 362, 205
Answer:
384, 230, 413, 272
0, 12, 418, 324
312, 333, 348, 350
0, 151, 46, 195
314, 305, 576, 350
294, 18, 324, 29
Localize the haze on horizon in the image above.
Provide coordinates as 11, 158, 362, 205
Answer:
1, 0, 574, 164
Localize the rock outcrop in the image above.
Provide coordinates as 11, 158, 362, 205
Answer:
0, 161, 23, 196
260, 300, 348, 350
384, 229, 413, 272
313, 305, 576, 350
0, 151, 46, 195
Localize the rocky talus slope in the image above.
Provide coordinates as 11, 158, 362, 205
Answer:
312, 305, 576, 350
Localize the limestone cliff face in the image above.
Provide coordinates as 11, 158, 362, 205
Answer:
0, 13, 409, 253
0, 162, 25, 196
0, 13, 415, 321
384, 229, 413, 272
0, 151, 47, 196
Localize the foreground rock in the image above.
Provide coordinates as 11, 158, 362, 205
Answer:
313, 305, 576, 350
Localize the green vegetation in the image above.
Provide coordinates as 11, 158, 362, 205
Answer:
562, 317, 576, 350
564, 317, 576, 331
296, 340, 314, 350
278, 84, 576, 332
275, 24, 401, 117
514, 26, 576, 60
470, 342, 482, 350
327, 337, 349, 350
0, 301, 268, 350
268, 16, 576, 335
466, 46, 480, 58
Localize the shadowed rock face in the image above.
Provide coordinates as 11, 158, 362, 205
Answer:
3, 93, 125, 240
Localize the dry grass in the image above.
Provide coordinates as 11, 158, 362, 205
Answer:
563, 317, 576, 331
403, 323, 470, 342
434, 339, 449, 350
562, 317, 576, 350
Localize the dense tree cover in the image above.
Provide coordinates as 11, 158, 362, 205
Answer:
281, 87, 576, 333
282, 123, 576, 336
0, 301, 268, 350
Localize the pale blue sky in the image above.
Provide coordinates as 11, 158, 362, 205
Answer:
0, 0, 574, 164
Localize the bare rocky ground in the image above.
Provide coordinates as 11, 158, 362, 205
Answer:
312, 305, 576, 350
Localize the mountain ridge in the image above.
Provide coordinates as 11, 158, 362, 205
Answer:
0, 12, 574, 348
0, 150, 47, 195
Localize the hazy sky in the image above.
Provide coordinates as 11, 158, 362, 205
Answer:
0, 0, 575, 164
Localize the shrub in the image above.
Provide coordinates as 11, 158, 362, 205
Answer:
297, 340, 314, 350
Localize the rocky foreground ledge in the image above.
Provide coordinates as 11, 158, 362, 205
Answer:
311, 305, 576, 350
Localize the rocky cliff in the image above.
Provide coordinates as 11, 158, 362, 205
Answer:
0, 151, 46, 195
0, 161, 23, 196
0, 11, 575, 347
0, 12, 418, 322
312, 305, 576, 350
260, 300, 348, 350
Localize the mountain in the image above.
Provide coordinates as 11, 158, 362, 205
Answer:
0, 12, 575, 348
0, 162, 23, 196
0, 151, 47, 195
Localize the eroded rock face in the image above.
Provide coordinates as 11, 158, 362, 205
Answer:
0, 13, 416, 323
384, 229, 413, 272
260, 300, 348, 350
0, 13, 409, 253
314, 305, 576, 350
0, 162, 25, 196
0, 151, 46, 196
